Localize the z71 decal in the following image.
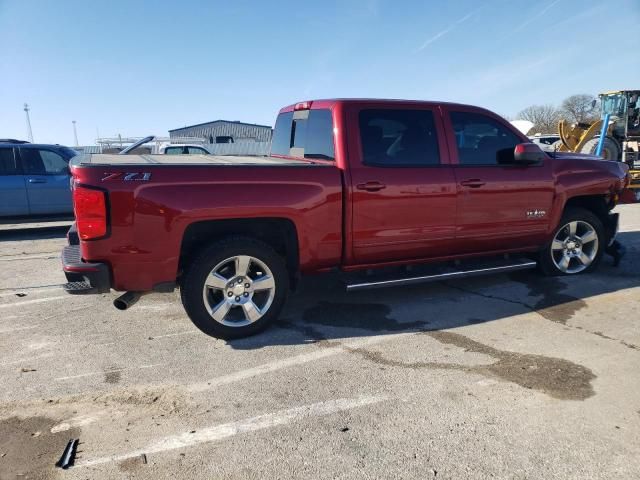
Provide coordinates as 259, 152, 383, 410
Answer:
101, 172, 152, 182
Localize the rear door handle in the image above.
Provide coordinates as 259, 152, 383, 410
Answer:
356, 181, 386, 192
28, 178, 47, 184
460, 179, 485, 188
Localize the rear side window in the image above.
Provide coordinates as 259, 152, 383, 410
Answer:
450, 111, 521, 165
359, 109, 440, 166
21, 148, 69, 174
186, 146, 208, 154
270, 109, 335, 160
271, 112, 293, 156
164, 146, 184, 154
0, 148, 18, 175
57, 146, 78, 158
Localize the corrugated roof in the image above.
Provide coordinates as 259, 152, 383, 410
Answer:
169, 120, 272, 132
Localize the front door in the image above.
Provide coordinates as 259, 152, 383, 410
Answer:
0, 147, 29, 216
347, 105, 457, 264
20, 147, 72, 215
444, 107, 554, 254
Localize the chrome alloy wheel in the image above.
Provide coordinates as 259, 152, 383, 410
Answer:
202, 255, 276, 327
551, 220, 599, 274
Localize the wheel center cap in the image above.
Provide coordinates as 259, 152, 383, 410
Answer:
566, 241, 576, 250
232, 284, 245, 296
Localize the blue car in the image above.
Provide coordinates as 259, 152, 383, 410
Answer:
0, 140, 77, 216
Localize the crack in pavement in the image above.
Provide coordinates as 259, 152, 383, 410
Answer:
442, 281, 639, 352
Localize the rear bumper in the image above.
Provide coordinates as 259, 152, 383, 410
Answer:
62, 224, 111, 294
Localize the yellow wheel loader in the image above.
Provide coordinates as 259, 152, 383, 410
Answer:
554, 90, 640, 200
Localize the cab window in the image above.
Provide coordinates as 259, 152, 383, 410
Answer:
271, 109, 334, 160
359, 109, 440, 166
21, 148, 69, 174
450, 111, 521, 165
0, 148, 18, 175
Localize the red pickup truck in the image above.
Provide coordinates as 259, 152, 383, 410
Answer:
62, 99, 629, 338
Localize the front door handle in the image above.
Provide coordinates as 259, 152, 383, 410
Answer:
460, 179, 485, 188
28, 178, 47, 184
356, 181, 386, 192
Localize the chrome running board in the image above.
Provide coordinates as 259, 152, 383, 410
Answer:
346, 260, 537, 292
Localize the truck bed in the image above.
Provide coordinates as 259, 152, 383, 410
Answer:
71, 153, 308, 166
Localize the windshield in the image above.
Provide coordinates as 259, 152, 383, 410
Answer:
600, 94, 627, 118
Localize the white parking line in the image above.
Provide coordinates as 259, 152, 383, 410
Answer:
0, 252, 59, 262
54, 363, 164, 382
136, 304, 177, 311
78, 395, 387, 467
0, 286, 63, 298
51, 412, 108, 433
0, 352, 55, 367
0, 325, 40, 334
0, 296, 67, 308
151, 331, 198, 339
187, 333, 410, 393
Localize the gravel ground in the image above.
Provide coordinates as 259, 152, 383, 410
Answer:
0, 205, 639, 480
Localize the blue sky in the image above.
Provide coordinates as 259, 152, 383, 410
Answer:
1, 0, 638, 145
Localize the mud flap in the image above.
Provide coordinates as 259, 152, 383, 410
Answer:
605, 240, 626, 267
603, 213, 624, 266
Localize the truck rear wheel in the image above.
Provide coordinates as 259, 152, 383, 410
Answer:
539, 208, 604, 276
580, 137, 620, 160
180, 237, 289, 339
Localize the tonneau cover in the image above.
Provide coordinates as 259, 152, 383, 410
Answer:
71, 153, 309, 166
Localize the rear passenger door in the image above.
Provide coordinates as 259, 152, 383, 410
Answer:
346, 105, 457, 263
0, 147, 29, 216
443, 107, 554, 253
19, 148, 72, 215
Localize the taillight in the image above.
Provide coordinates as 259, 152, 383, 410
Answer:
73, 186, 107, 240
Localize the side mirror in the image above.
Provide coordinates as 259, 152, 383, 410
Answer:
513, 143, 545, 165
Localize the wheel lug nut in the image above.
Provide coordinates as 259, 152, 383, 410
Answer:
227, 292, 233, 297
237, 279, 243, 284
244, 292, 249, 297
235, 296, 241, 302
245, 283, 250, 288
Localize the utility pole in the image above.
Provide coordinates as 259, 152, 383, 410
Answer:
72, 120, 79, 146
24, 103, 33, 142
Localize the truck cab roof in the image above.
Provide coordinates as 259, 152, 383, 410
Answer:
278, 98, 493, 114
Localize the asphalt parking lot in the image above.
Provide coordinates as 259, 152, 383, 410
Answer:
0, 205, 639, 480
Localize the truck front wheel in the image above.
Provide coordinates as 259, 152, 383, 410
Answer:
539, 208, 604, 276
180, 237, 289, 339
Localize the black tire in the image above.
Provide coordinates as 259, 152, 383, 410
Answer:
580, 137, 620, 161
180, 236, 289, 339
539, 207, 605, 276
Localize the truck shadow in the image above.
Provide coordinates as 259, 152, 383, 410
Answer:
228, 230, 640, 350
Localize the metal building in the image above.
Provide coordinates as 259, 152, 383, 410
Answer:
168, 120, 272, 144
